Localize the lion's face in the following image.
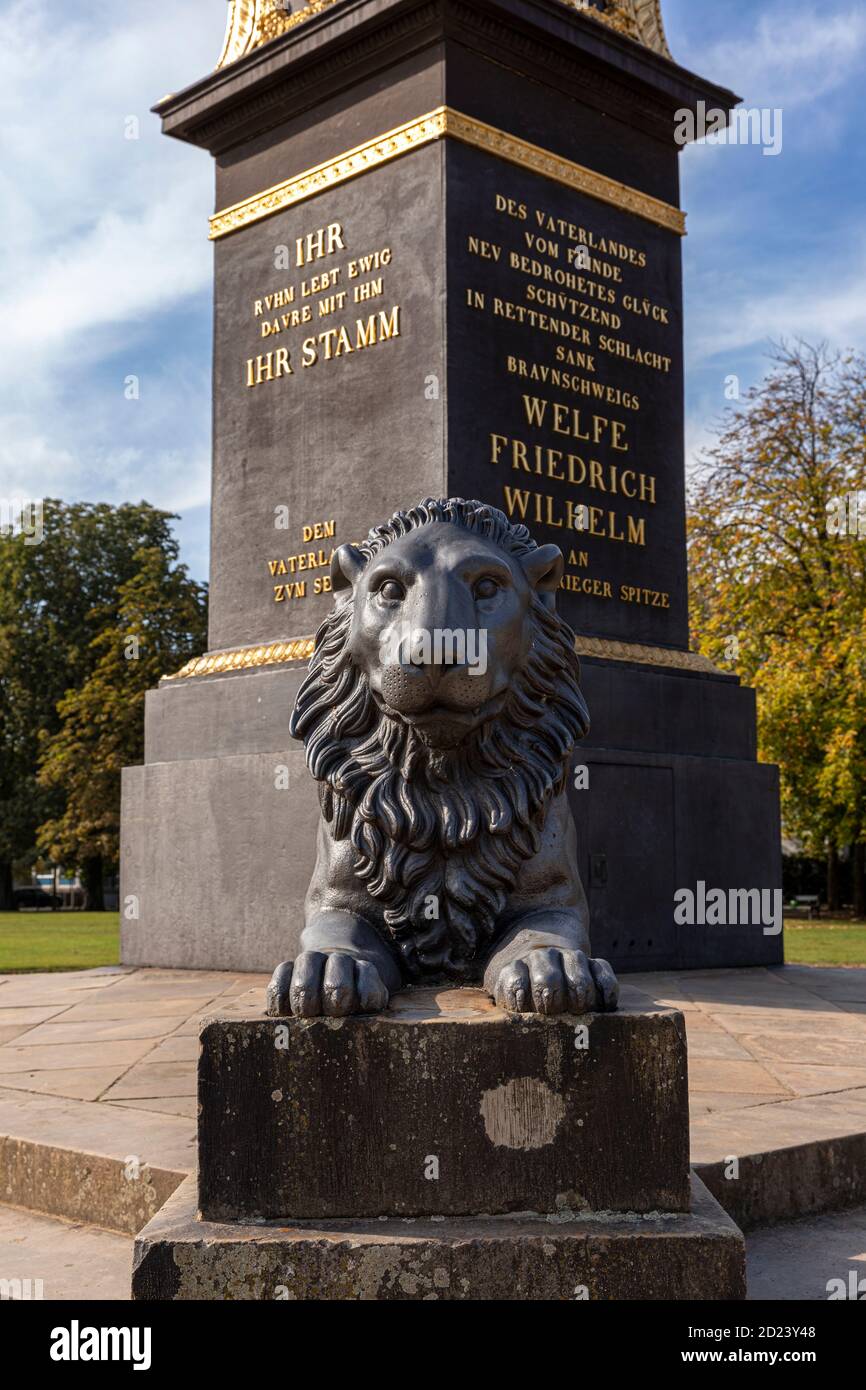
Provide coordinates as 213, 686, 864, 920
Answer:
339, 524, 563, 749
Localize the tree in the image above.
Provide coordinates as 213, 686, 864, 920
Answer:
36, 546, 207, 905
688, 343, 866, 913
0, 501, 206, 908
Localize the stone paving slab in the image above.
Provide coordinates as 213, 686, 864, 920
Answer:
0, 1203, 132, 1300
625, 966, 866, 1230
0, 1193, 861, 1302
747, 1204, 866, 1300
0, 964, 864, 1232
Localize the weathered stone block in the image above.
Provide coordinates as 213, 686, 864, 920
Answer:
198, 988, 690, 1221
133, 1173, 745, 1301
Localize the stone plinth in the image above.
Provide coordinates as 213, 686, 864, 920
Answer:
133, 1173, 745, 1301
197, 989, 690, 1222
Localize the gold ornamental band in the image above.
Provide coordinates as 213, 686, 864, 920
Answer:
208, 107, 686, 241
217, 1, 672, 69
163, 635, 718, 681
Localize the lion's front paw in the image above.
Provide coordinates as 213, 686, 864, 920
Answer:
266, 951, 390, 1018
493, 947, 619, 1016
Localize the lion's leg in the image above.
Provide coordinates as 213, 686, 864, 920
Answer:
483, 910, 619, 1017
266, 911, 402, 1018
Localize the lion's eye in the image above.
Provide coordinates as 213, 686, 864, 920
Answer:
378, 579, 405, 603
473, 577, 500, 601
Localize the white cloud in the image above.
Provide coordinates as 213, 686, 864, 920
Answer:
0, 0, 224, 556
684, 217, 866, 369
676, 4, 866, 109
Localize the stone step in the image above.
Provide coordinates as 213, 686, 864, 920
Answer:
132, 1172, 745, 1301
693, 1097, 866, 1231
0, 1087, 192, 1235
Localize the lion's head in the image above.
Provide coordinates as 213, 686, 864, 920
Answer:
290, 498, 590, 979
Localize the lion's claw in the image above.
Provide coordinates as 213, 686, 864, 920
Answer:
493, 947, 618, 1015
266, 951, 389, 1017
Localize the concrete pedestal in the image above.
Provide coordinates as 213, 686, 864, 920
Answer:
198, 990, 690, 1221
131, 987, 745, 1300
132, 1172, 745, 1301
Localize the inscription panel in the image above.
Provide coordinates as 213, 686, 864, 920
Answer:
208, 133, 688, 653
445, 140, 688, 648
209, 143, 446, 651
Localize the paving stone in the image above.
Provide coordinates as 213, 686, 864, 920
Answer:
689, 1092, 789, 1114
770, 966, 866, 1004
688, 1057, 791, 1096
141, 1036, 199, 1063
12, 1016, 178, 1047
704, 1008, 860, 1035
106, 1098, 199, 1120
738, 1032, 866, 1067
0, 1068, 131, 1102
0, 1087, 192, 1232
747, 1204, 866, 1300
55, 997, 221, 1023
683, 1029, 755, 1061
0, 1039, 156, 1076
760, 1062, 866, 1097
0, 1204, 132, 1300
103, 1062, 197, 1101
0, 1006, 75, 1026
0, 1026, 35, 1046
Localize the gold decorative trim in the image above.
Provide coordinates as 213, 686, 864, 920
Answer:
217, 0, 259, 68
209, 106, 685, 239
574, 637, 720, 673
217, 1, 339, 68
163, 634, 717, 680
564, 2, 671, 58
163, 638, 315, 681
447, 109, 684, 233
216, 0, 672, 68
209, 110, 445, 239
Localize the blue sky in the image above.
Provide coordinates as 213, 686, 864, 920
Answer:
2, 0, 865, 583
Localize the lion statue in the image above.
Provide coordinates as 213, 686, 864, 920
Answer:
266, 497, 618, 1018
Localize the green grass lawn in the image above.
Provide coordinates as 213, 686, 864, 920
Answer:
0, 911, 120, 973
784, 919, 866, 966
0, 910, 863, 975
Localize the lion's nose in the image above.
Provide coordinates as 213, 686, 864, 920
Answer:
380, 664, 437, 711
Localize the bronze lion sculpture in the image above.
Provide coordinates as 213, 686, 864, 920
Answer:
266, 497, 618, 1018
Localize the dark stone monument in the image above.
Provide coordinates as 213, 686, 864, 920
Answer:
132, 492, 745, 1300
120, 0, 782, 976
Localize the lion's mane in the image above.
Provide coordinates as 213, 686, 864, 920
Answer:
290, 498, 590, 979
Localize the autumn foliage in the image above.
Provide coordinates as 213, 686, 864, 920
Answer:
688, 343, 866, 913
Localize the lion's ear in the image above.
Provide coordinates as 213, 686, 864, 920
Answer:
330, 543, 367, 596
521, 544, 564, 606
